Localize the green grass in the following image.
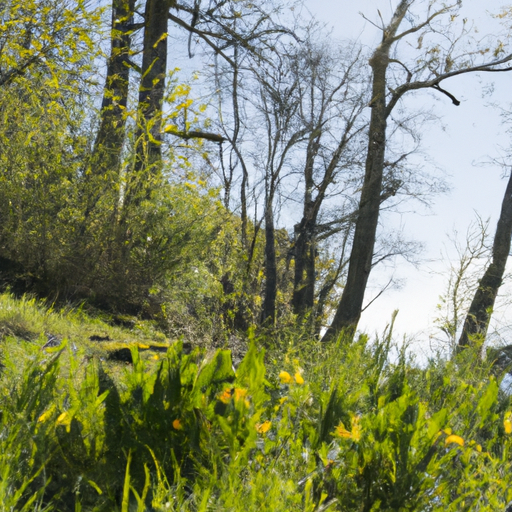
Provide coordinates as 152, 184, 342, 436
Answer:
1, 291, 512, 511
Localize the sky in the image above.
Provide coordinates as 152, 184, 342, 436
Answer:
305, 0, 512, 356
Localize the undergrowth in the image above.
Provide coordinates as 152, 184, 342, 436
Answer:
0, 292, 511, 511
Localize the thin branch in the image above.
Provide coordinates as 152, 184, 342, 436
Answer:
168, 12, 236, 67
361, 276, 394, 312
390, 3, 459, 44
386, 53, 512, 116
432, 83, 460, 105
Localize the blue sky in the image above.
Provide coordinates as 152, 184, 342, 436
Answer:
307, 0, 512, 354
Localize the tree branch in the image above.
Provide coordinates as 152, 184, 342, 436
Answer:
168, 12, 236, 67
164, 127, 226, 143
432, 83, 460, 105
385, 53, 512, 116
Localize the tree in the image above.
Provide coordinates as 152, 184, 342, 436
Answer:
289, 41, 367, 326
0, 0, 97, 88
253, 48, 307, 326
458, 172, 512, 350
0, 0, 99, 293
90, 0, 135, 181
322, 0, 512, 342
123, 0, 172, 212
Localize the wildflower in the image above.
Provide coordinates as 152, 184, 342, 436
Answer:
233, 388, 250, 407
56, 412, 69, 426
294, 372, 305, 385
256, 420, 272, 434
172, 419, 183, 430
218, 388, 232, 404
445, 434, 464, 447
504, 412, 512, 434
334, 422, 352, 439
351, 415, 362, 442
279, 371, 292, 384
233, 388, 247, 401
38, 404, 56, 423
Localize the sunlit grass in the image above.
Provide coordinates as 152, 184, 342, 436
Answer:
0, 291, 512, 511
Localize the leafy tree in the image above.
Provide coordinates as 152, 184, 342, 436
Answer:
0, 0, 99, 295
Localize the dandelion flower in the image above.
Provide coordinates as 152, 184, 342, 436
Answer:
256, 420, 272, 434
294, 372, 305, 385
351, 415, 362, 442
334, 422, 352, 439
172, 419, 183, 430
279, 371, 292, 384
233, 388, 248, 401
445, 434, 464, 447
234, 388, 250, 407
504, 413, 512, 434
218, 388, 232, 404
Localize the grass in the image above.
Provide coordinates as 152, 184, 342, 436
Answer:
1, 291, 512, 511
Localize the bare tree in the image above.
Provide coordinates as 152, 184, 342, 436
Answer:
252, 50, 307, 326
289, 41, 368, 325
458, 171, 512, 350
322, 0, 512, 342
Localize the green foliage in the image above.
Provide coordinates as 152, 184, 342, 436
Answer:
1, 293, 512, 511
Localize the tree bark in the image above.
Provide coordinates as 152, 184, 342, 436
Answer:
322, 1, 410, 342
262, 199, 277, 326
124, 0, 172, 210
137, 0, 171, 163
292, 215, 316, 319
81, 0, 135, 234
458, 171, 512, 350
92, 0, 135, 176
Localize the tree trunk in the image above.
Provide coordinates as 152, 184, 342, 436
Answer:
292, 214, 316, 320
322, 2, 410, 342
82, 0, 135, 230
124, 0, 171, 209
292, 133, 318, 321
92, 0, 135, 176
458, 171, 512, 350
262, 200, 277, 327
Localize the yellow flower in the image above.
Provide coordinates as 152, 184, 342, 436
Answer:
172, 419, 183, 430
56, 412, 69, 426
38, 404, 56, 423
334, 422, 352, 438
38, 411, 50, 423
233, 388, 247, 401
233, 388, 250, 407
504, 413, 512, 434
279, 371, 292, 384
445, 434, 464, 447
218, 388, 232, 404
256, 420, 272, 434
351, 415, 362, 442
294, 372, 305, 385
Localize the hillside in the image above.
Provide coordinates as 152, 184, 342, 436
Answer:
1, 291, 512, 511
